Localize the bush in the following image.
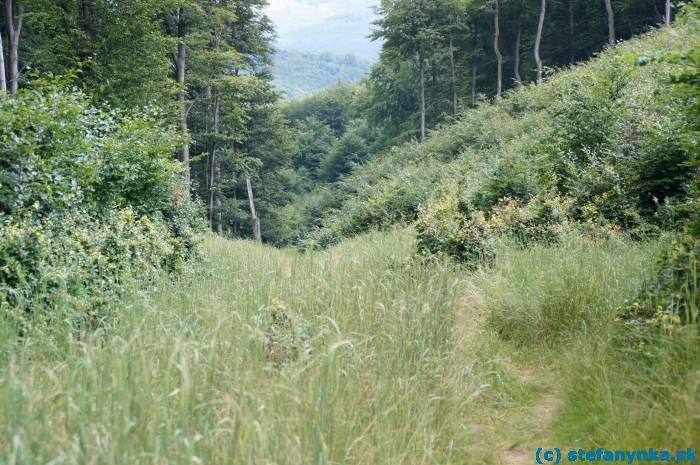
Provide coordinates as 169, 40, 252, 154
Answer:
415, 194, 494, 269
0, 209, 193, 331
617, 234, 699, 354
0, 81, 204, 333
486, 195, 571, 247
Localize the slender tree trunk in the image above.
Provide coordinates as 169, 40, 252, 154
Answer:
4, 0, 23, 96
604, 0, 615, 47
471, 61, 477, 105
513, 20, 522, 85
419, 49, 426, 143
0, 28, 6, 93
213, 95, 222, 235
215, 162, 223, 235
209, 93, 220, 230
493, 0, 502, 97
665, 1, 672, 27
569, 0, 575, 65
535, 0, 546, 83
174, 7, 190, 184
246, 176, 262, 243
449, 34, 458, 116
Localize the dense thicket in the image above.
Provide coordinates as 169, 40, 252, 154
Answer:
0, 81, 202, 331
0, 0, 280, 329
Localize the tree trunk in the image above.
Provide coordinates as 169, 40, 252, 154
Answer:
665, 1, 672, 27
4, 0, 23, 96
0, 27, 6, 93
174, 7, 190, 184
493, 0, 502, 97
418, 50, 426, 143
535, 0, 546, 83
513, 20, 521, 85
569, 0, 575, 65
209, 93, 220, 230
449, 34, 458, 116
604, 0, 615, 47
471, 61, 477, 105
246, 176, 262, 244
215, 161, 223, 235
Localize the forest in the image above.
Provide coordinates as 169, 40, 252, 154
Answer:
272, 51, 372, 99
0, 0, 698, 463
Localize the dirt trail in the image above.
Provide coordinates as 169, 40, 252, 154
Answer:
453, 282, 562, 465
502, 367, 561, 465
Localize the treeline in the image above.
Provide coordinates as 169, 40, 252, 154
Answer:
369, 0, 676, 143
248, 1, 682, 246
0, 0, 281, 330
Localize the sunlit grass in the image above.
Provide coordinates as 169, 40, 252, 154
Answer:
0, 230, 522, 464
0, 230, 694, 464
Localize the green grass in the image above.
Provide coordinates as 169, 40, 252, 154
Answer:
483, 236, 661, 346
1, 230, 696, 464
0, 230, 522, 464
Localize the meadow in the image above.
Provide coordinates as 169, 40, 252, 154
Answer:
2, 230, 693, 465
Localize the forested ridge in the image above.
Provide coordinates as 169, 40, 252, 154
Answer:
272, 50, 372, 99
0, 0, 698, 463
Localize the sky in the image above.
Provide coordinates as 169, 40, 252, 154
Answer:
266, 0, 380, 49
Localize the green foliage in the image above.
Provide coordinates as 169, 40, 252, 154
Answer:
415, 194, 494, 268
23, 0, 177, 108
486, 196, 570, 247
304, 27, 696, 250
615, 4, 700, 356
0, 79, 181, 219
0, 82, 204, 332
0, 209, 189, 332
618, 234, 699, 355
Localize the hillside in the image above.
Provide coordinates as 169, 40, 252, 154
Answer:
298, 27, 693, 248
272, 50, 373, 99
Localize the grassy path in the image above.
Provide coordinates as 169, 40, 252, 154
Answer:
453, 283, 562, 465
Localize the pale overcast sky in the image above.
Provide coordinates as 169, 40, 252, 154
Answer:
266, 0, 378, 35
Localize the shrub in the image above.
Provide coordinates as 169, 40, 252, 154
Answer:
0, 209, 193, 332
415, 194, 494, 269
487, 195, 571, 247
617, 234, 699, 354
0, 80, 204, 333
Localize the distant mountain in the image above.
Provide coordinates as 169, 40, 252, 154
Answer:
277, 12, 382, 60
272, 50, 372, 99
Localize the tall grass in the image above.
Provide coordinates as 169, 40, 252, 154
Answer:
0, 230, 523, 465
555, 334, 699, 449
480, 234, 698, 448
483, 236, 660, 346
1, 230, 694, 464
